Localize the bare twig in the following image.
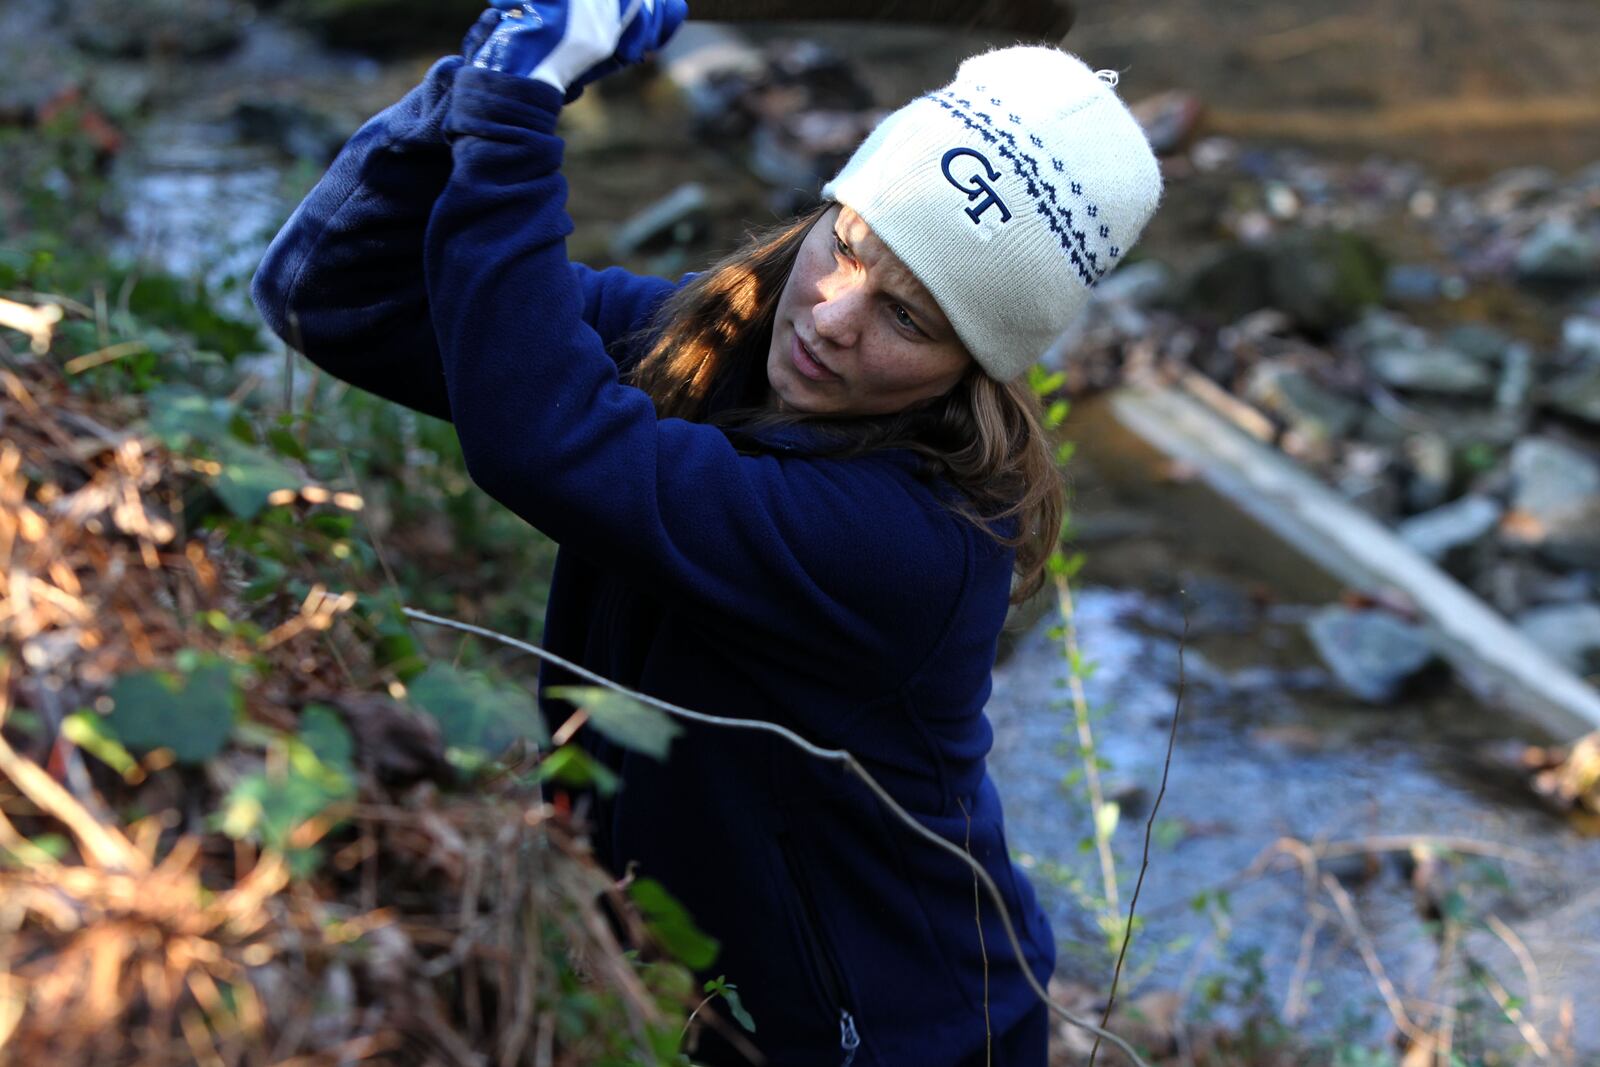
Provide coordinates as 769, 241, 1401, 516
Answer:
1088, 599, 1186, 1067
1484, 912, 1545, 1023
403, 606, 1154, 1067
1471, 959, 1553, 1060
1320, 872, 1431, 1047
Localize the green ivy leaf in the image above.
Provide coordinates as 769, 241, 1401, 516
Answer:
409, 663, 547, 755
630, 877, 719, 970
106, 660, 238, 765
215, 440, 301, 520
298, 704, 354, 775
546, 686, 681, 761
146, 384, 233, 450
537, 744, 619, 796
216, 762, 349, 851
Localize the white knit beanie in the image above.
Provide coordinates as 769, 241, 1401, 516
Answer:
821, 46, 1162, 382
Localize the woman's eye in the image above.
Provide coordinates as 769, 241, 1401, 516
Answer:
833, 233, 851, 258
892, 305, 920, 333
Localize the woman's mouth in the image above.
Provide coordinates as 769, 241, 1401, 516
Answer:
791, 330, 838, 382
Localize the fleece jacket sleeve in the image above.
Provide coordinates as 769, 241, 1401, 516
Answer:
249, 40, 678, 421
427, 67, 970, 692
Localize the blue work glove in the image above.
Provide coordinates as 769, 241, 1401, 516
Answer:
473, 0, 689, 99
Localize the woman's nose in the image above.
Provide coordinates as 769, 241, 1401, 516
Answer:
812, 277, 862, 349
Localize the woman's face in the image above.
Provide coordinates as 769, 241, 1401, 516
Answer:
766, 205, 973, 417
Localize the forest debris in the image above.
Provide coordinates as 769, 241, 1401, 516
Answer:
0, 297, 63, 354
0, 349, 709, 1064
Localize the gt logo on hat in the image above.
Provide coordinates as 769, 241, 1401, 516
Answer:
940, 148, 1012, 226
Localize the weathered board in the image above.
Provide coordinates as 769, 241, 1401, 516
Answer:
1109, 380, 1600, 740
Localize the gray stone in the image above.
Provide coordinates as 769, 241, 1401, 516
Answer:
232, 98, 348, 162
1366, 344, 1496, 397
1544, 366, 1600, 426
1515, 603, 1600, 678
1306, 607, 1437, 704
1445, 323, 1514, 365
608, 182, 711, 259
1385, 264, 1445, 303
1402, 433, 1454, 513
1343, 309, 1429, 356
1244, 361, 1363, 443
1510, 437, 1600, 516
1561, 315, 1600, 366
1496, 343, 1536, 413
1398, 494, 1502, 565
1184, 230, 1385, 334
1479, 560, 1597, 617
1514, 219, 1600, 287
1507, 437, 1600, 567
68, 0, 247, 58
1094, 260, 1174, 308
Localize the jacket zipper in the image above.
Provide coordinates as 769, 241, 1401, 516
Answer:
780, 836, 862, 1067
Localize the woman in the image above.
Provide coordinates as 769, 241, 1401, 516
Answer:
252, 3, 1161, 1063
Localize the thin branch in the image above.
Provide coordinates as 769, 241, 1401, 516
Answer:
1054, 574, 1119, 913
403, 606, 1153, 1067
1320, 872, 1431, 1046
1089, 598, 1187, 1066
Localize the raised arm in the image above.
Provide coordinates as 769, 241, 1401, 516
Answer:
426, 66, 980, 697
249, 11, 678, 420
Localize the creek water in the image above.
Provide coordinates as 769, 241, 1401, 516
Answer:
101, 13, 1600, 1059
990, 399, 1600, 1054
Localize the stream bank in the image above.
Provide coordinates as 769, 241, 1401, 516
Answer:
6, 1, 1600, 1062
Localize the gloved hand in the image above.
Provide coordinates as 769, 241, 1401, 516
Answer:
472, 0, 689, 99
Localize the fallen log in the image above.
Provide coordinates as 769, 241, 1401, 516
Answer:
1105, 379, 1600, 740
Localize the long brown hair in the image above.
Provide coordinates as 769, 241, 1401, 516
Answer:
625, 207, 1065, 605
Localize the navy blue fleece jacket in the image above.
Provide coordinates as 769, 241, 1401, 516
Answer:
252, 54, 1055, 1067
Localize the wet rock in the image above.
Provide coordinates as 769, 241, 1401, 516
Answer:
1401, 432, 1453, 513
1343, 307, 1428, 353
1106, 780, 1151, 820
1385, 263, 1447, 303
1323, 850, 1385, 887
1397, 494, 1501, 570
277, 0, 473, 54
1365, 342, 1496, 397
1337, 444, 1401, 519
608, 182, 710, 259
1506, 437, 1600, 567
232, 98, 349, 163
1305, 606, 1437, 704
1445, 323, 1513, 365
67, 0, 248, 58
1514, 219, 1600, 287
1131, 90, 1204, 156
1093, 260, 1174, 308
1480, 166, 1558, 215
1265, 229, 1387, 335
1544, 365, 1600, 426
1183, 230, 1384, 334
661, 24, 767, 132
1515, 603, 1600, 678
1509, 437, 1600, 518
1496, 342, 1536, 413
1562, 315, 1600, 366
1479, 558, 1597, 617
1244, 361, 1363, 443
